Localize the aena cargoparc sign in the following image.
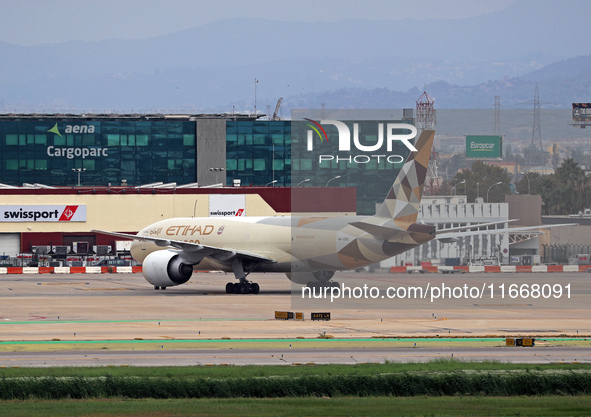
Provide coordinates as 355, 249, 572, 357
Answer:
46, 123, 108, 159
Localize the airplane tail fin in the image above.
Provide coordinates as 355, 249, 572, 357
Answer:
375, 129, 435, 223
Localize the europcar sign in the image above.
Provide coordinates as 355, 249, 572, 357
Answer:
466, 135, 503, 159
0, 205, 86, 222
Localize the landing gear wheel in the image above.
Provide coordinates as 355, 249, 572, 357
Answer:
154, 286, 160, 290
240, 283, 251, 294
228, 281, 259, 294
161, 287, 166, 290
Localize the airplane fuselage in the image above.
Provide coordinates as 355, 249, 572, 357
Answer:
130, 215, 435, 274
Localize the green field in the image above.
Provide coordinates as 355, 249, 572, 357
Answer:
2, 396, 591, 416
2, 361, 591, 416
1, 359, 591, 378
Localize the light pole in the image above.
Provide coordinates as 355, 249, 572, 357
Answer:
265, 180, 278, 186
520, 171, 531, 194
326, 175, 341, 187
296, 179, 310, 187
72, 168, 86, 186
487, 181, 503, 203
254, 78, 258, 117
452, 179, 465, 195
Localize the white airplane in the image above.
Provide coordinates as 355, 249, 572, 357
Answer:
93, 130, 565, 294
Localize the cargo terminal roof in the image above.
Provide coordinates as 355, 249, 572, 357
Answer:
0, 113, 262, 121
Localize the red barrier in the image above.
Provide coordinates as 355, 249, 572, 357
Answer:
6, 267, 23, 274
484, 266, 501, 273
579, 265, 591, 272
132, 266, 143, 273
69, 267, 86, 274
38, 267, 53, 274
389, 266, 407, 273
547, 265, 564, 272
515, 265, 532, 273
424, 266, 439, 273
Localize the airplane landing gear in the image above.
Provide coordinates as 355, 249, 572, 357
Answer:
225, 259, 260, 294
225, 281, 259, 294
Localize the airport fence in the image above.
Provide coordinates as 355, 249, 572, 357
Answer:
542, 244, 591, 265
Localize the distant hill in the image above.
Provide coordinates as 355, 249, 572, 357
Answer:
281, 53, 591, 111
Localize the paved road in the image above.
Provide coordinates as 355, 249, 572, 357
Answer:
1, 347, 589, 367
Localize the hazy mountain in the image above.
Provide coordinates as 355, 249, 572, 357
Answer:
280, 53, 591, 112
0, 0, 590, 112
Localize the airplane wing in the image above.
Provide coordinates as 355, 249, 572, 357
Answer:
436, 219, 518, 234
436, 223, 577, 243
91, 229, 276, 264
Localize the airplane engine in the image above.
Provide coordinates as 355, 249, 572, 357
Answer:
285, 270, 335, 285
142, 250, 194, 288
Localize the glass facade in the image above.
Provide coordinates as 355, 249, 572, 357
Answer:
225, 120, 291, 187
0, 119, 196, 186
0, 115, 410, 215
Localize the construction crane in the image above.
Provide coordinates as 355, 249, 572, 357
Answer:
272, 97, 283, 120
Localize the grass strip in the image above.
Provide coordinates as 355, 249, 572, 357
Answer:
1, 371, 590, 399
2, 360, 591, 379
1, 396, 591, 417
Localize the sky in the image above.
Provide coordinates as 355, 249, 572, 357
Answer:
0, 0, 516, 45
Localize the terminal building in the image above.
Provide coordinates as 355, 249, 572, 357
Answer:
0, 112, 408, 261
0, 113, 413, 214
1, 113, 557, 266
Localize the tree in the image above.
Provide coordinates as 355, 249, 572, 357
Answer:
539, 158, 591, 215
446, 160, 512, 203
515, 172, 541, 195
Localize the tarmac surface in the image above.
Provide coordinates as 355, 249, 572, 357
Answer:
1, 347, 590, 367
0, 271, 590, 365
